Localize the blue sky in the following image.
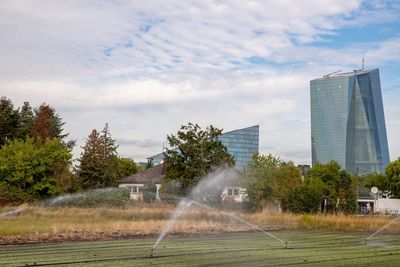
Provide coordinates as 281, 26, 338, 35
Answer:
0, 0, 399, 164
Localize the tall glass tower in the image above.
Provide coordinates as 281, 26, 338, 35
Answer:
310, 69, 390, 175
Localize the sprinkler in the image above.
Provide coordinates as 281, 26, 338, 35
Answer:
284, 241, 288, 249
150, 248, 154, 257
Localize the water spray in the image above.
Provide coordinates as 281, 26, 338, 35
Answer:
191, 200, 289, 248
364, 215, 400, 244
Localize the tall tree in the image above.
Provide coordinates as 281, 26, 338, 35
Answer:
77, 124, 120, 189
31, 103, 74, 148
17, 101, 34, 139
0, 97, 19, 147
164, 123, 234, 195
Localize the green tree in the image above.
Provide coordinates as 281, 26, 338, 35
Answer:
338, 171, 356, 214
362, 173, 387, 191
17, 101, 34, 139
386, 158, 400, 198
286, 185, 322, 213
0, 97, 19, 147
77, 124, 120, 189
0, 137, 72, 203
164, 123, 234, 195
117, 157, 140, 178
242, 154, 302, 211
305, 161, 342, 212
242, 153, 281, 211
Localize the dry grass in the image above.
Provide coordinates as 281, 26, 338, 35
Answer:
1, 203, 400, 245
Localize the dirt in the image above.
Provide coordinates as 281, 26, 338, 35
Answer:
0, 230, 155, 246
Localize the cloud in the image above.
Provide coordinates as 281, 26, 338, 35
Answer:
0, 0, 399, 164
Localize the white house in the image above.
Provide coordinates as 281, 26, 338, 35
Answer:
118, 163, 164, 201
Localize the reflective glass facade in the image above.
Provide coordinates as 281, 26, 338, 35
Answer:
218, 125, 259, 170
310, 69, 390, 175
148, 125, 259, 170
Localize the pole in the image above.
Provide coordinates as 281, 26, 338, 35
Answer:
356, 166, 359, 213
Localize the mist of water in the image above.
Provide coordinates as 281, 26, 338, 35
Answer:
152, 165, 288, 251
44, 187, 123, 207
153, 198, 193, 249
365, 216, 400, 243
191, 200, 287, 246
0, 207, 25, 218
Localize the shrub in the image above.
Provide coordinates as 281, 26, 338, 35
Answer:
141, 182, 157, 203
287, 185, 322, 213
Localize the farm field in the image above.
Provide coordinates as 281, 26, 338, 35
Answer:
2, 231, 400, 266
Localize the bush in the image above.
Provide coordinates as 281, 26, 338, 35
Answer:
141, 182, 157, 203
287, 185, 322, 213
44, 187, 130, 207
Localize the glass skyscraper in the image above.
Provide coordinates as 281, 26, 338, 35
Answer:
148, 125, 259, 170
310, 68, 390, 175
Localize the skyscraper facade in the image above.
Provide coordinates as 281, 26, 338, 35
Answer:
218, 125, 259, 170
310, 68, 390, 175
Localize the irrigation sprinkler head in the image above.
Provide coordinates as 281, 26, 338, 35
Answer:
364, 239, 367, 245
150, 248, 154, 257
284, 241, 288, 249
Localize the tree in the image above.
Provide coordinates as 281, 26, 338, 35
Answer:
386, 158, 400, 198
305, 161, 355, 213
164, 123, 234, 195
77, 124, 120, 189
362, 173, 387, 191
287, 185, 322, 213
31, 103, 74, 147
117, 157, 140, 178
0, 137, 72, 203
242, 154, 302, 211
17, 101, 34, 139
0, 97, 19, 147
305, 161, 342, 212
338, 171, 356, 214
242, 153, 281, 211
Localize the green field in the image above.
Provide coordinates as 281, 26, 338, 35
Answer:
1, 231, 400, 266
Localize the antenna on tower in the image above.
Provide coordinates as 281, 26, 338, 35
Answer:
362, 53, 365, 70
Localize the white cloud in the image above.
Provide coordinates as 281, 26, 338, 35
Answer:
0, 0, 399, 164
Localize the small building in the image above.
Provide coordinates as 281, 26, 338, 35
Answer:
118, 163, 165, 201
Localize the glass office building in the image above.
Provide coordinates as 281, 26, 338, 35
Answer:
148, 125, 259, 170
310, 69, 390, 175
218, 125, 259, 170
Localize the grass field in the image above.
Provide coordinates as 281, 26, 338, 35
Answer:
2, 204, 400, 245
1, 231, 400, 266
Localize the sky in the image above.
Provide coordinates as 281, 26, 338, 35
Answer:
1, 0, 400, 165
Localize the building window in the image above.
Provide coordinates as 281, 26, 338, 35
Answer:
227, 188, 240, 196
128, 186, 140, 193
233, 189, 239, 196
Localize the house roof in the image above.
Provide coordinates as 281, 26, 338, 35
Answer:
118, 163, 165, 184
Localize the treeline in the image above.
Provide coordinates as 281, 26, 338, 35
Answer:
0, 97, 139, 205
243, 155, 356, 214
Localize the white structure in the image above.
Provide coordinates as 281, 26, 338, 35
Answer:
375, 198, 400, 215
118, 163, 164, 201
221, 186, 247, 203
